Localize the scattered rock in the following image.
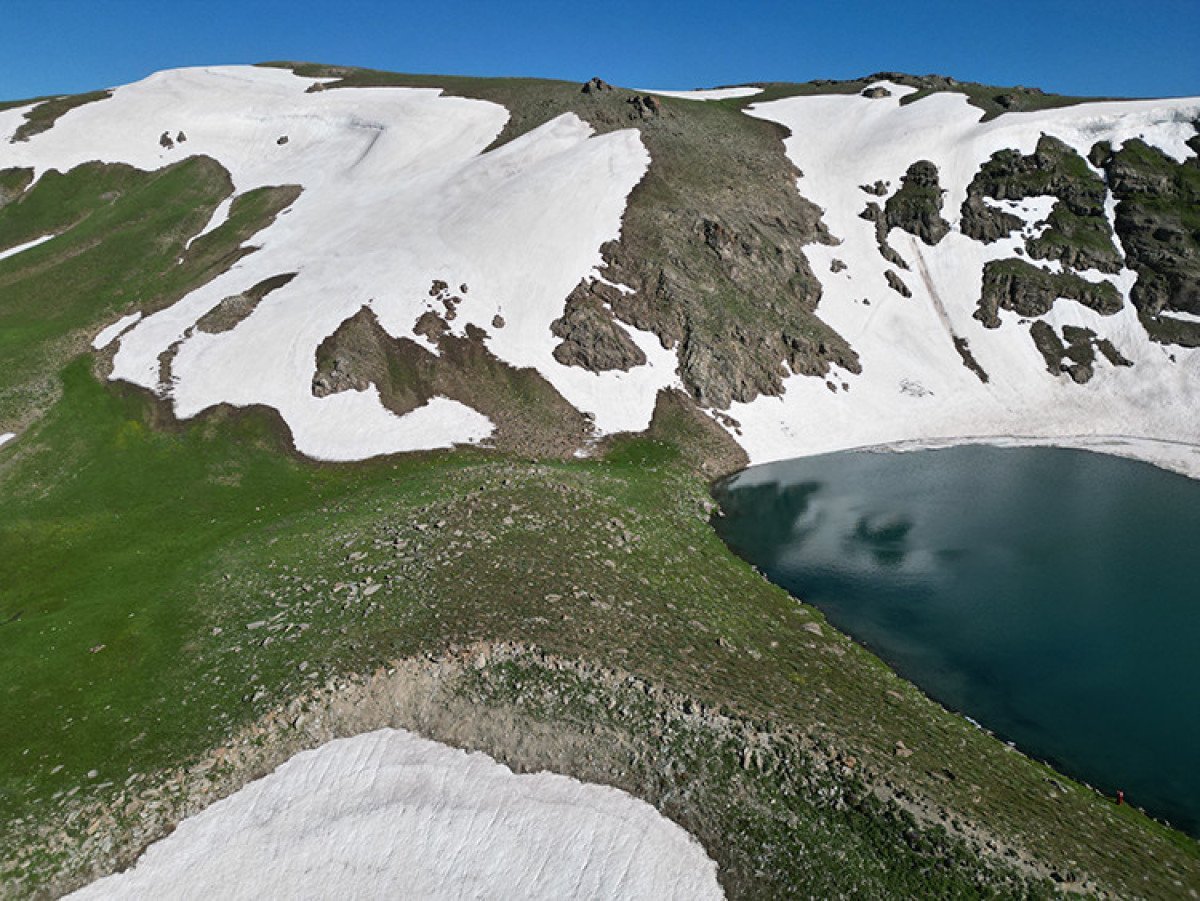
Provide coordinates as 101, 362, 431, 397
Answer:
581, 77, 613, 94
627, 94, 661, 120
551, 285, 647, 372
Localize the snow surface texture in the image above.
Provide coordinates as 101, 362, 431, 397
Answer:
0, 66, 665, 460
70, 728, 723, 901
640, 87, 762, 101
738, 83, 1200, 478
0, 432, 14, 448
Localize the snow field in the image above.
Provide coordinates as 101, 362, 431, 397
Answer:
1, 66, 669, 460
69, 728, 723, 900
736, 83, 1200, 477
640, 87, 763, 101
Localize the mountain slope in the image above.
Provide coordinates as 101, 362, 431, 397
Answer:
2, 64, 1199, 898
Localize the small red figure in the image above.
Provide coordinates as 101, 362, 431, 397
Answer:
1117, 790, 1124, 806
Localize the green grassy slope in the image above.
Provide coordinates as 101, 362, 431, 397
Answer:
0, 157, 298, 429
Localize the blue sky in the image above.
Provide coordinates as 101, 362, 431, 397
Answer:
2, 0, 1197, 100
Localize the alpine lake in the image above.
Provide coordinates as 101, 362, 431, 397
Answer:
712, 445, 1200, 836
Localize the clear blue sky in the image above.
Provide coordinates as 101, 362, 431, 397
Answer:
2, 0, 1197, 101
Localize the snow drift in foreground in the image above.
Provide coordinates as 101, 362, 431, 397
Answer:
70, 728, 722, 900
736, 82, 1200, 478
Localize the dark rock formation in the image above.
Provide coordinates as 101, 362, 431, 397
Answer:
1027, 321, 1131, 383
860, 201, 908, 268
581, 77, 613, 95
159, 131, 175, 150
627, 95, 661, 120
593, 115, 860, 409
1102, 135, 1200, 345
885, 269, 912, 297
313, 306, 591, 456
551, 283, 647, 372
884, 160, 950, 245
953, 336, 989, 383
960, 195, 1023, 243
1026, 201, 1123, 273
861, 86, 892, 99
975, 259, 1122, 327
413, 311, 448, 344
961, 135, 1120, 271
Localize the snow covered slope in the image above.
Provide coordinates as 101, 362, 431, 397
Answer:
3, 66, 1198, 473
0, 66, 661, 460
734, 82, 1200, 475
70, 728, 722, 900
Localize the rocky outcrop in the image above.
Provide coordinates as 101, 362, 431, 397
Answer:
1028, 321, 1132, 384
595, 152, 858, 409
312, 306, 591, 456
1102, 135, 1200, 344
952, 336, 989, 383
551, 281, 647, 372
627, 95, 661, 120
194, 273, 296, 334
0, 167, 33, 208
1026, 202, 1123, 273
975, 259, 1122, 328
961, 135, 1121, 271
884, 160, 950, 245
959, 195, 1023, 243
885, 269, 912, 297
581, 77, 613, 95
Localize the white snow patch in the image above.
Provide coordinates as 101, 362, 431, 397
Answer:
0, 65, 661, 460
1159, 309, 1200, 324
183, 194, 233, 249
0, 433, 14, 448
641, 86, 762, 101
91, 312, 143, 350
0, 232, 56, 262
733, 85, 1200, 478
69, 728, 723, 901
589, 268, 637, 295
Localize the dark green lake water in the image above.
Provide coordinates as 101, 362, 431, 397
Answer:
712, 445, 1200, 836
